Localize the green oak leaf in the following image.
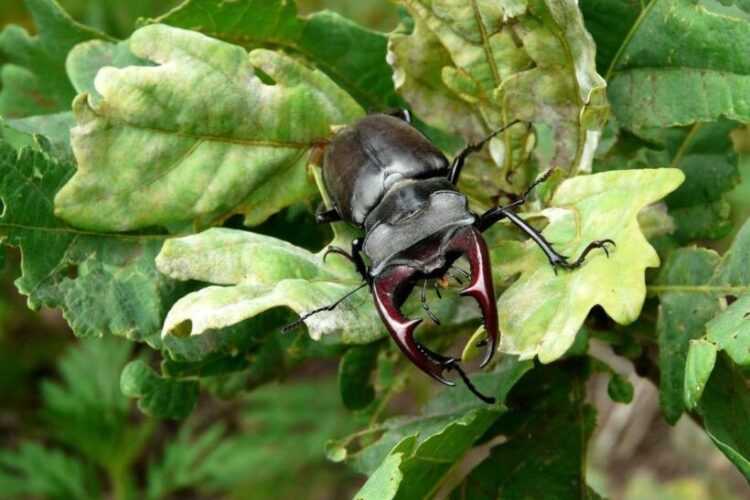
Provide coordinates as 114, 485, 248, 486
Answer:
351, 358, 532, 500
696, 355, 750, 480
494, 168, 684, 362
0, 140, 183, 345
652, 219, 750, 423
354, 453, 404, 500
595, 0, 750, 130
595, 120, 740, 242
54, 24, 363, 232
450, 362, 598, 499
120, 359, 199, 420
0, 0, 110, 117
388, 0, 608, 202
338, 343, 380, 410
150, 0, 400, 110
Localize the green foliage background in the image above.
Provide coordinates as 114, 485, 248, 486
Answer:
0, 0, 749, 499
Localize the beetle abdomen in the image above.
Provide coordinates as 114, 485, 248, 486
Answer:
323, 114, 449, 225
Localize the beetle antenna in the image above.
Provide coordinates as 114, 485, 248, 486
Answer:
432, 282, 442, 299
420, 281, 441, 325
281, 282, 368, 333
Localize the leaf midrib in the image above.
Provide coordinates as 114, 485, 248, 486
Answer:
604, 0, 658, 81
0, 222, 172, 241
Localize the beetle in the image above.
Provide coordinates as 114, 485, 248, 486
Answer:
287, 110, 613, 402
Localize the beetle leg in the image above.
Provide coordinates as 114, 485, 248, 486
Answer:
444, 226, 499, 368
315, 204, 341, 224
478, 206, 615, 271
385, 108, 412, 123
447, 120, 522, 184
372, 256, 497, 403
323, 238, 369, 282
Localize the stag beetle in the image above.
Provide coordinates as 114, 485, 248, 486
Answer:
286, 110, 613, 403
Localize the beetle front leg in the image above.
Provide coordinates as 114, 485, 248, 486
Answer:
315, 203, 341, 224
385, 108, 412, 123
323, 238, 369, 282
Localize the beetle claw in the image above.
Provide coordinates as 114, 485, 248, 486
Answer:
371, 226, 499, 402
372, 265, 451, 384
447, 227, 499, 368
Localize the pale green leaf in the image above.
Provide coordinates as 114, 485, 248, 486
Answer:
157, 228, 383, 342
354, 451, 405, 500
0, 141, 182, 345
156, 216, 475, 343
54, 24, 363, 232
0, 0, 109, 117
388, 0, 608, 202
151, 0, 400, 110
65, 39, 145, 97
156, 227, 381, 343
684, 338, 717, 410
495, 168, 684, 362
706, 294, 750, 365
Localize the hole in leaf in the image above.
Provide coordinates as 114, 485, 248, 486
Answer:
172, 320, 193, 338
726, 295, 738, 305
65, 264, 78, 279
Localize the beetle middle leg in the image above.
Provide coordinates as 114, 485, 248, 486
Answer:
323, 238, 369, 282
385, 108, 412, 123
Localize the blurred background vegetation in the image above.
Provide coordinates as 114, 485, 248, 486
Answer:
0, 1, 747, 499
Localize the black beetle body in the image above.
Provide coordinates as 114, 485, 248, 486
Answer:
308, 112, 614, 402
324, 115, 475, 276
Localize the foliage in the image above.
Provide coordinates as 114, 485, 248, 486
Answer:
1, 0, 750, 498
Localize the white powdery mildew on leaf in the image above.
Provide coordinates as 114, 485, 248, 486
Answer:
157, 228, 384, 344
54, 24, 363, 232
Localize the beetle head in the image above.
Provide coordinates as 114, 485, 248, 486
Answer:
371, 224, 499, 387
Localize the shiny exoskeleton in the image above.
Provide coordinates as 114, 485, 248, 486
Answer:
304, 111, 613, 402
